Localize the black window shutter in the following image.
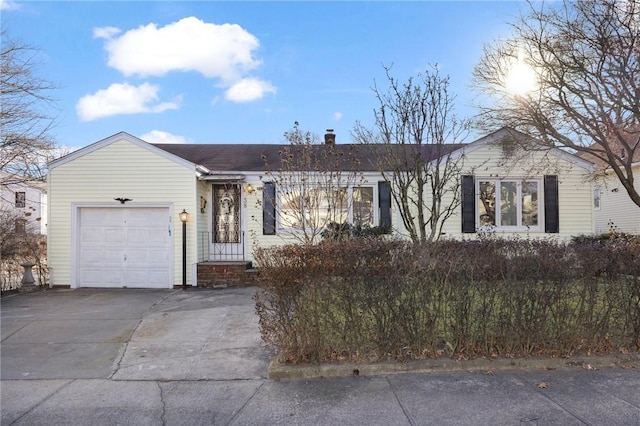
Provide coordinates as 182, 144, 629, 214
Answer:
544, 175, 559, 233
263, 182, 276, 235
461, 175, 476, 233
378, 181, 392, 232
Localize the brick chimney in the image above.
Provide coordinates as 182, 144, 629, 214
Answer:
324, 129, 336, 145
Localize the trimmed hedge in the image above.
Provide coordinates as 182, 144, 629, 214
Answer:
254, 237, 640, 364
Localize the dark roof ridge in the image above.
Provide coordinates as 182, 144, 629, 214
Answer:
152, 142, 469, 172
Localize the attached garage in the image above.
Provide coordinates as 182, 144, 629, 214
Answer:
48, 132, 198, 289
76, 206, 173, 288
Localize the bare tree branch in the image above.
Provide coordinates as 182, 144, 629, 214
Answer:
353, 65, 469, 242
261, 122, 364, 245
1, 28, 59, 186
473, 0, 640, 208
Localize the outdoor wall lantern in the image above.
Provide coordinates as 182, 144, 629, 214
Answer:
246, 183, 255, 194
200, 196, 207, 213
179, 210, 188, 289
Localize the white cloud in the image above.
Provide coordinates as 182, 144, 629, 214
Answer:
333, 112, 343, 121
0, 0, 21, 11
140, 130, 189, 144
93, 26, 121, 39
76, 82, 180, 121
224, 78, 276, 103
84, 16, 275, 114
98, 16, 261, 81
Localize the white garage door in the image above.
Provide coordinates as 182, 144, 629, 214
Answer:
77, 207, 172, 288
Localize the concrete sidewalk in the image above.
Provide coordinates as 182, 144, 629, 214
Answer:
2, 287, 640, 425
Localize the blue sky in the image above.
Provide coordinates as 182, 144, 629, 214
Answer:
2, 1, 526, 148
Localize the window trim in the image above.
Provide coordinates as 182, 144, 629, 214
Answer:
476, 177, 543, 232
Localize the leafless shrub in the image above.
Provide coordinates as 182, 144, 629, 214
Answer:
0, 209, 47, 292
255, 237, 640, 364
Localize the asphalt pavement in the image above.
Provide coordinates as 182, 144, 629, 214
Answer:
1, 287, 639, 425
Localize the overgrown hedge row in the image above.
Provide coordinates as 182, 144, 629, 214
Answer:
254, 237, 640, 364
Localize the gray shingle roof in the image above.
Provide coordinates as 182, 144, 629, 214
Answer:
152, 143, 466, 172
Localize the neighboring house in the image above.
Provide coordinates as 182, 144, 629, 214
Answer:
0, 172, 48, 235
592, 157, 640, 235
46, 128, 594, 289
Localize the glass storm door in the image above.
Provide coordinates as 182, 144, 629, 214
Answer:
211, 183, 243, 260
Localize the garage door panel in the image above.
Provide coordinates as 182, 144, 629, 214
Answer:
127, 228, 164, 244
125, 249, 148, 263
147, 249, 170, 265
124, 270, 149, 287
80, 268, 123, 287
147, 231, 169, 244
80, 248, 123, 264
105, 229, 126, 243
124, 269, 169, 289
81, 208, 125, 226
127, 208, 166, 225
81, 228, 105, 244
78, 207, 172, 289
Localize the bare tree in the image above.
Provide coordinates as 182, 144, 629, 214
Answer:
261, 122, 364, 245
353, 66, 468, 242
1, 28, 58, 187
473, 0, 640, 207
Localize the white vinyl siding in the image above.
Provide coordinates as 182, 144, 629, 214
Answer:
594, 165, 640, 234
48, 137, 198, 287
196, 180, 211, 262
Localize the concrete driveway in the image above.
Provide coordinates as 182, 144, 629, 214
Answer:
1, 287, 271, 381
2, 287, 640, 425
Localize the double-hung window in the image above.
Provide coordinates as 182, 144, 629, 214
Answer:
15, 192, 26, 208
352, 186, 374, 226
477, 179, 541, 231
593, 188, 601, 210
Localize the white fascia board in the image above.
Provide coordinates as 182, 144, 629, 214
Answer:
547, 147, 596, 172
48, 131, 197, 171
195, 165, 211, 176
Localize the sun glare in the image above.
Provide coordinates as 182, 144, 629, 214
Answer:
505, 60, 538, 97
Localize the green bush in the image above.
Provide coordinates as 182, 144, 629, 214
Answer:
254, 237, 640, 364
320, 221, 390, 241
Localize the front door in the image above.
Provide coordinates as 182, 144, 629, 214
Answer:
211, 183, 243, 260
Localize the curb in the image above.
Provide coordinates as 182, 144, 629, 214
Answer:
268, 354, 640, 381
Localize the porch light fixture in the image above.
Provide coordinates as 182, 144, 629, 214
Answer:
246, 183, 255, 194
179, 210, 188, 289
